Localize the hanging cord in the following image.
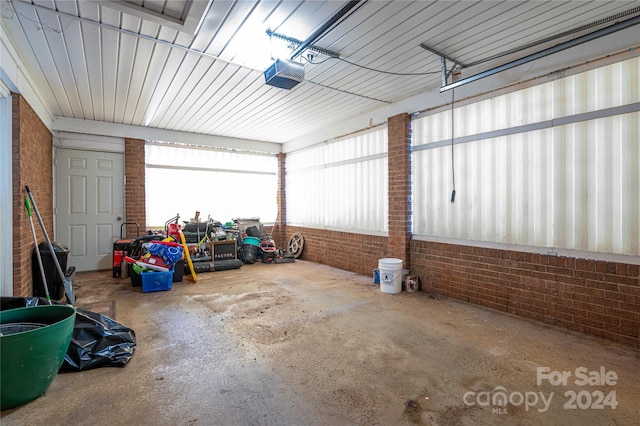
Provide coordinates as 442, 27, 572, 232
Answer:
337, 57, 440, 76
450, 88, 456, 203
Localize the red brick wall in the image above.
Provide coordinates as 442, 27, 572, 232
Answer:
124, 138, 146, 236
273, 152, 287, 248
411, 240, 640, 348
12, 94, 53, 297
387, 113, 411, 266
286, 226, 387, 277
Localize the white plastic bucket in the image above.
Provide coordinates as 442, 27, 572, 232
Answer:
378, 258, 403, 294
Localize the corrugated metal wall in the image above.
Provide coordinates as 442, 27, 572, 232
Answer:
413, 56, 640, 256
286, 128, 388, 233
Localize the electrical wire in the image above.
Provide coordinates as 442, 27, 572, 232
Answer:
450, 88, 456, 203
302, 54, 440, 76
337, 57, 440, 76
302, 55, 334, 66
302, 53, 440, 76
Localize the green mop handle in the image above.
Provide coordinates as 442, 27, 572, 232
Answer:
25, 195, 32, 216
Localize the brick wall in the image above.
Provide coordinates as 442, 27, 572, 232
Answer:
273, 152, 287, 249
286, 226, 387, 277
387, 113, 411, 266
287, 226, 640, 348
12, 94, 53, 297
411, 240, 640, 348
124, 138, 146, 236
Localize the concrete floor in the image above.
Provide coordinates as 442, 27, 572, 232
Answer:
2, 260, 639, 425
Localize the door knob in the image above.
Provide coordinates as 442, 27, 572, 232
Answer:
117, 216, 123, 221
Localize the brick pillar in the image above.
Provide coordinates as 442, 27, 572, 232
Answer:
12, 94, 53, 297
275, 152, 287, 248
387, 113, 412, 267
124, 138, 146, 236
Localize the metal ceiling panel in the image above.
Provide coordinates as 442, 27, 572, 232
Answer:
2, 0, 639, 145
93, 0, 209, 34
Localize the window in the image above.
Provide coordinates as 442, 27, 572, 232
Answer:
145, 143, 278, 227
412, 56, 640, 256
286, 128, 388, 234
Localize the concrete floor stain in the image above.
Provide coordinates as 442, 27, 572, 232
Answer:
2, 260, 639, 426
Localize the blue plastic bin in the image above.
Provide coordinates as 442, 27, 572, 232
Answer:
141, 270, 173, 293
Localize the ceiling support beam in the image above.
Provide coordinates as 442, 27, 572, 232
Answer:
420, 43, 466, 87
440, 13, 640, 92
290, 0, 361, 60
419, 43, 466, 68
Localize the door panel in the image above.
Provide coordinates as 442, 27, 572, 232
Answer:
55, 149, 124, 272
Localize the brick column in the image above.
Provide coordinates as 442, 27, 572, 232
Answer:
387, 113, 412, 267
275, 152, 286, 248
124, 138, 146, 236
12, 94, 53, 296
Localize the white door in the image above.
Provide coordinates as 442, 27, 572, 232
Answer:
55, 149, 124, 272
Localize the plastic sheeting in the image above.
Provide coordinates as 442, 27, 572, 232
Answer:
62, 308, 136, 371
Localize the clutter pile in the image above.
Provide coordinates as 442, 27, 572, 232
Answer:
126, 240, 185, 292
117, 213, 303, 292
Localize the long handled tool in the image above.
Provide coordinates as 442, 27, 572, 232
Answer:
25, 186, 75, 305
195, 211, 200, 243
25, 196, 52, 305
179, 229, 197, 283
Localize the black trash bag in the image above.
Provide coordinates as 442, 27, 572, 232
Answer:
242, 244, 259, 264
245, 225, 263, 239
61, 308, 137, 371
0, 296, 51, 310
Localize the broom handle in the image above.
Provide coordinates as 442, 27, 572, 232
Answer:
25, 196, 52, 304
25, 186, 67, 283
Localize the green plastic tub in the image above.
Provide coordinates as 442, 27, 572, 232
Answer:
242, 236, 261, 247
1, 305, 76, 410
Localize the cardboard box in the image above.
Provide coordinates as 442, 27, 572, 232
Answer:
233, 218, 262, 236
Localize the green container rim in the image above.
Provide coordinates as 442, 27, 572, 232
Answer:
243, 236, 261, 246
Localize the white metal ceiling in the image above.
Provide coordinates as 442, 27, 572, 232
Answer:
2, 0, 639, 144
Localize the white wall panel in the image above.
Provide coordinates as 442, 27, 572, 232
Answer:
287, 128, 388, 233
413, 56, 640, 257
